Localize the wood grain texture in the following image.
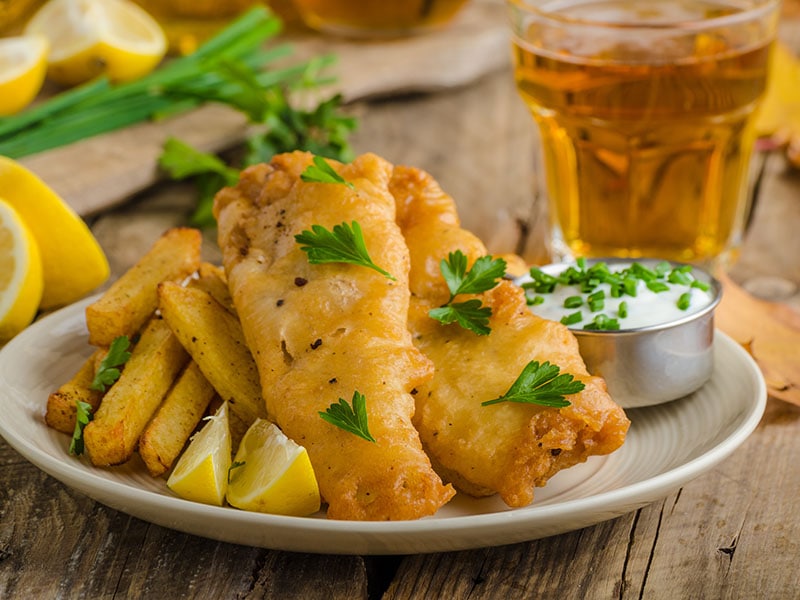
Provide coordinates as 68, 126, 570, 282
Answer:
0, 443, 368, 599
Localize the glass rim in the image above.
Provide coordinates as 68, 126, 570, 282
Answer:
507, 0, 782, 31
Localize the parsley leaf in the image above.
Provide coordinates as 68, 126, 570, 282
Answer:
69, 400, 93, 455
228, 460, 246, 484
440, 252, 507, 299
428, 250, 506, 335
319, 391, 376, 442
300, 155, 355, 188
158, 138, 241, 226
295, 221, 395, 280
90, 336, 132, 392
428, 300, 492, 336
481, 360, 585, 408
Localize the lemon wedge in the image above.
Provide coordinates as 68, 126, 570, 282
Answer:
227, 419, 321, 516
25, 0, 167, 86
0, 35, 49, 116
0, 157, 109, 309
167, 402, 232, 506
0, 198, 43, 343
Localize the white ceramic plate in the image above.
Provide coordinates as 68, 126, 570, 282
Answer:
0, 297, 766, 555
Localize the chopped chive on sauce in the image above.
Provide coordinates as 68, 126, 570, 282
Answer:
516, 259, 715, 330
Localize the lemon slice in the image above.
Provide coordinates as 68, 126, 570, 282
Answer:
0, 35, 49, 116
227, 419, 321, 516
167, 402, 232, 506
0, 198, 43, 343
25, 0, 167, 86
0, 157, 109, 309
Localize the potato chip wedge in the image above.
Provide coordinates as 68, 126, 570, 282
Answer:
139, 360, 217, 477
192, 263, 234, 314
158, 281, 265, 427
45, 348, 105, 434
84, 317, 190, 466
85, 227, 201, 347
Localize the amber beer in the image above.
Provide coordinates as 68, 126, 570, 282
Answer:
509, 0, 780, 265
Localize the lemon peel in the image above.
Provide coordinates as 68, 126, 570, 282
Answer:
227, 419, 321, 517
167, 402, 232, 506
0, 157, 109, 309
25, 0, 167, 86
0, 198, 43, 343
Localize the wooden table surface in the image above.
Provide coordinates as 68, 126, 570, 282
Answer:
2, 10, 800, 600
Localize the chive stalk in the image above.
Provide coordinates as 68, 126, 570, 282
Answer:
0, 7, 331, 158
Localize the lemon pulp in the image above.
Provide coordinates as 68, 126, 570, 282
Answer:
167, 402, 232, 506
25, 0, 167, 85
0, 35, 49, 116
227, 419, 320, 517
0, 198, 43, 343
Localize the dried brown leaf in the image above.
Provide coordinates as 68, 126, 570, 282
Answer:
716, 272, 800, 405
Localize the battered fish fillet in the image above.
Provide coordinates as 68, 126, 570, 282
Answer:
214, 152, 454, 520
390, 165, 630, 507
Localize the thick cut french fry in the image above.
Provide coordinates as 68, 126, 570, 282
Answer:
158, 281, 265, 427
85, 228, 202, 347
84, 317, 190, 466
192, 263, 234, 313
45, 349, 106, 434
139, 361, 217, 477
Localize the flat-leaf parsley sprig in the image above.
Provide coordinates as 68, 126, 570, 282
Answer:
428, 250, 507, 336
90, 335, 132, 392
319, 391, 376, 442
69, 400, 93, 456
295, 221, 395, 280
300, 155, 355, 189
482, 360, 585, 408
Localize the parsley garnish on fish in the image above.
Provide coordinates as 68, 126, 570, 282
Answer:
319, 391, 376, 443
90, 335, 132, 392
69, 400, 93, 455
295, 221, 396, 280
481, 360, 585, 408
300, 155, 355, 189
428, 250, 506, 336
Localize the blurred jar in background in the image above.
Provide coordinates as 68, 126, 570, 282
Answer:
291, 0, 469, 38
131, 0, 300, 54
0, 0, 45, 34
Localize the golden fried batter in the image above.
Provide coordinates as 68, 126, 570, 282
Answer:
214, 152, 454, 520
390, 165, 630, 507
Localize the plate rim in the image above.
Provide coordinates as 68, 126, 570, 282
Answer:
0, 296, 767, 554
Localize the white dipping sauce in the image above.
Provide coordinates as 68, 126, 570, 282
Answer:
515, 260, 716, 330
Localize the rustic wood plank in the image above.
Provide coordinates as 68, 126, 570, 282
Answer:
0, 439, 368, 599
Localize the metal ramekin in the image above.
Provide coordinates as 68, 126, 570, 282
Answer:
523, 259, 722, 409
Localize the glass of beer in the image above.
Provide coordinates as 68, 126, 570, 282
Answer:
290, 0, 470, 37
508, 0, 780, 266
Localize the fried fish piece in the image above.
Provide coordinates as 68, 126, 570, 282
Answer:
390, 165, 630, 507
214, 151, 454, 520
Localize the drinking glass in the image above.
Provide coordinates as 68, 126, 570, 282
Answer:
507, 0, 781, 266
